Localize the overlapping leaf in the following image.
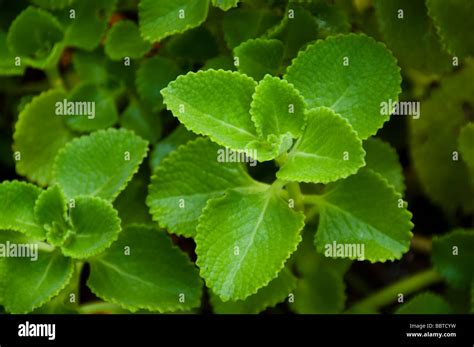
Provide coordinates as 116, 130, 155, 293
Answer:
234, 39, 284, 80
105, 20, 151, 60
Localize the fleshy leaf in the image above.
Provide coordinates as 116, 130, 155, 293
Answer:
0, 181, 43, 239
314, 169, 413, 262
395, 292, 453, 314
64, 83, 119, 133
196, 188, 305, 301
32, 0, 74, 9
426, 0, 474, 57
277, 107, 365, 183
250, 75, 305, 141
64, 0, 117, 50
374, 0, 451, 74
161, 69, 260, 151
6, 6, 64, 68
73, 50, 108, 85
0, 30, 25, 76
212, 0, 239, 11
223, 8, 279, 49
52, 196, 121, 259
105, 20, 151, 60
284, 33, 401, 139
459, 123, 474, 183
120, 99, 161, 144
0, 231, 74, 313
34, 185, 68, 234
432, 229, 474, 289
409, 62, 474, 214
147, 138, 262, 238
364, 137, 405, 194
87, 225, 203, 312
234, 38, 284, 80
139, 0, 210, 42
52, 128, 149, 201
13, 89, 74, 186
163, 27, 218, 64
210, 268, 296, 314
136, 56, 181, 112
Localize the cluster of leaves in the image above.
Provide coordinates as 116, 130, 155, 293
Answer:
0, 0, 472, 314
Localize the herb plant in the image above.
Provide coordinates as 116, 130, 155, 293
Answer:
0, 0, 472, 315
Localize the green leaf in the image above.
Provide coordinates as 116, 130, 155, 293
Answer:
163, 27, 218, 64
223, 8, 279, 49
162, 69, 260, 151
202, 55, 235, 71
149, 125, 197, 171
13, 89, 74, 186
88, 225, 203, 312
105, 20, 151, 60
52, 196, 121, 259
284, 33, 402, 139
395, 292, 453, 314
32, 0, 74, 10
234, 38, 284, 80
52, 128, 149, 201
266, 5, 318, 60
364, 137, 405, 194
310, 1, 351, 38
34, 185, 68, 234
72, 50, 108, 85
0, 181, 43, 239
426, 0, 474, 57
64, 0, 117, 50
212, 0, 239, 11
148, 138, 261, 238
136, 56, 181, 112
7, 6, 64, 68
0, 231, 74, 313
210, 268, 296, 314
120, 99, 161, 144
64, 83, 119, 133
432, 229, 474, 289
459, 123, 474, 183
314, 169, 413, 262
251, 75, 305, 140
196, 188, 305, 301
277, 107, 365, 184
0, 30, 25, 76
139, 0, 210, 42
409, 62, 474, 214
374, 0, 451, 74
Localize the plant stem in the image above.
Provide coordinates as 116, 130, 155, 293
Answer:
45, 66, 63, 89
411, 234, 432, 254
301, 194, 322, 205
349, 268, 442, 311
286, 182, 304, 211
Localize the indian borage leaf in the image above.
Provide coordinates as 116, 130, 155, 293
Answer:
120, 99, 161, 145
65, 83, 119, 133
284, 33, 402, 139
364, 137, 405, 194
136, 56, 181, 112
432, 229, 474, 289
64, 0, 117, 50
314, 169, 413, 262
210, 267, 296, 314
34, 185, 69, 234
14, 89, 74, 186
161, 69, 258, 151
139, 0, 210, 42
147, 138, 264, 238
7, 6, 64, 69
395, 292, 453, 314
56, 196, 121, 259
88, 225, 203, 312
32, 0, 75, 10
52, 128, 149, 202
0, 181, 44, 239
196, 188, 305, 301
426, 0, 474, 57
233, 39, 284, 80
459, 123, 474, 184
0, 231, 74, 313
164, 27, 219, 64
374, 0, 451, 74
277, 107, 365, 184
105, 20, 151, 61
0, 30, 25, 76
223, 8, 280, 49
212, 0, 239, 11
